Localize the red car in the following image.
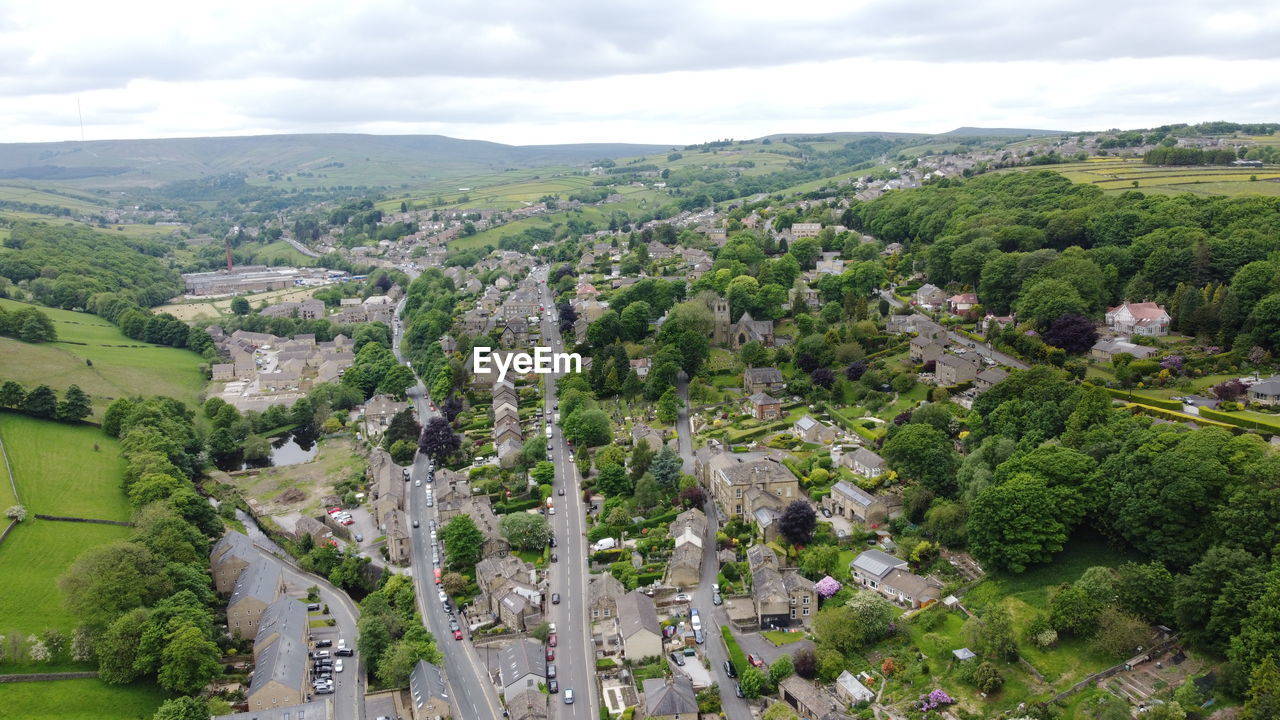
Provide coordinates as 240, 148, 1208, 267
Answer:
748, 654, 765, 668
546, 648, 555, 661
548, 634, 558, 647
453, 629, 463, 640
327, 507, 343, 515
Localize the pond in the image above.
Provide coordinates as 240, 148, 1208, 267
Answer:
238, 429, 319, 469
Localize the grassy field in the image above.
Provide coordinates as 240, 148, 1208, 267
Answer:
0, 415, 134, 641
0, 299, 205, 416
0, 677, 166, 719
0, 413, 130, 519
247, 240, 315, 266
1009, 160, 1280, 196
154, 285, 321, 322
0, 183, 109, 213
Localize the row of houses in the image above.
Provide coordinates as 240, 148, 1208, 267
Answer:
493, 379, 524, 468
368, 448, 411, 564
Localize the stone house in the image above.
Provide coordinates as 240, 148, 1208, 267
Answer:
409, 660, 452, 719
793, 415, 838, 444
211, 530, 257, 594
936, 353, 979, 386
743, 367, 786, 396
823, 481, 888, 524
1106, 302, 1171, 337
910, 335, 944, 364
844, 447, 886, 478
228, 561, 284, 639
616, 590, 663, 660
643, 677, 699, 720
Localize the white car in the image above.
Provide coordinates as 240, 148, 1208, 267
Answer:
334, 659, 344, 673
414, 478, 421, 487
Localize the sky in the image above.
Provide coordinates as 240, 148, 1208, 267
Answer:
2, 0, 1279, 146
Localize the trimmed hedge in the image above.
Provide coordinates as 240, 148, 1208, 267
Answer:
721, 626, 748, 676
1102, 387, 1184, 412
1123, 403, 1238, 431
635, 571, 663, 587
1197, 407, 1280, 435
494, 497, 542, 514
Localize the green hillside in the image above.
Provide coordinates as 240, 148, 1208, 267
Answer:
0, 298, 205, 416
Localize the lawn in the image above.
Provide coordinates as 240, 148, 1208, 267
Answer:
0, 299, 205, 417
0, 677, 166, 719
0, 415, 133, 639
0, 413, 130, 519
763, 630, 809, 646
963, 532, 1142, 613
249, 240, 314, 265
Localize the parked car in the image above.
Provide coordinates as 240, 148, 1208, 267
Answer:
307, 603, 321, 612
312, 650, 330, 659
548, 679, 559, 694
724, 660, 737, 678
748, 653, 765, 668
550, 553, 558, 563
548, 634, 558, 647
336, 648, 354, 657
314, 639, 332, 648
670, 652, 685, 667
334, 659, 344, 673
821, 507, 832, 518
453, 629, 463, 640
547, 664, 557, 679
354, 533, 363, 543
551, 592, 560, 605
415, 478, 421, 487
557, 487, 564, 495
549, 536, 557, 547
694, 629, 704, 644
412, 519, 420, 528
713, 593, 722, 606
315, 685, 335, 695
546, 647, 555, 661
735, 682, 745, 698
674, 593, 691, 602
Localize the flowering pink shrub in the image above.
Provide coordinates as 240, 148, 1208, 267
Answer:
815, 576, 842, 598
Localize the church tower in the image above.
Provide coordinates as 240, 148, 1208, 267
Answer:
713, 296, 730, 346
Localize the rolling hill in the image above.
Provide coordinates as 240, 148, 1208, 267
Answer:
0, 133, 676, 188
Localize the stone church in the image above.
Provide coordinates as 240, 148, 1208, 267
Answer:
713, 297, 776, 350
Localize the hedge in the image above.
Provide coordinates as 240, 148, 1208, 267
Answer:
1123, 403, 1238, 431
721, 626, 748, 676
494, 497, 542, 514
635, 571, 663, 587
865, 341, 909, 362
636, 507, 681, 530
724, 420, 791, 444
1197, 407, 1280, 435
1102, 387, 1184, 412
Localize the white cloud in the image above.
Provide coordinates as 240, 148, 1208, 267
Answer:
1, 1, 1278, 144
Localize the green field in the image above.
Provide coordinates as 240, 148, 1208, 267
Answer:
248, 240, 314, 265
1010, 160, 1280, 197
0, 299, 205, 416
0, 415, 134, 641
0, 413, 130, 519
0, 183, 109, 213
0, 677, 166, 720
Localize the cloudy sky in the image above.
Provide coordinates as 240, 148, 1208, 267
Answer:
2, 0, 1279, 146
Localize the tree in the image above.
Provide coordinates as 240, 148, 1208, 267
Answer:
59, 541, 166, 629
230, 296, 250, 315
499, 513, 551, 551
976, 604, 1017, 661
1090, 607, 1148, 658
973, 661, 1005, 693
762, 702, 799, 720
1113, 561, 1174, 624
378, 365, 417, 399
157, 624, 221, 694
1048, 583, 1101, 636
739, 666, 767, 698
1043, 313, 1099, 355
656, 388, 681, 424
153, 696, 212, 720
418, 416, 460, 464
96, 608, 149, 683
382, 408, 422, 449
798, 545, 840, 580
595, 463, 632, 498
57, 384, 91, 422
882, 423, 958, 496
21, 384, 58, 419
650, 446, 682, 489
531, 461, 556, 486
815, 592, 894, 653
0, 380, 24, 408
442, 572, 467, 596
1016, 278, 1088, 329
563, 408, 612, 447
1230, 565, 1280, 674
793, 647, 817, 679
769, 654, 794, 684
778, 499, 817, 546
1243, 657, 1280, 720
678, 485, 706, 509
440, 515, 484, 572
967, 473, 1068, 573
633, 474, 664, 513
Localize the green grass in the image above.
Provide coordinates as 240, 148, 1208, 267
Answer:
963, 532, 1142, 613
721, 626, 748, 675
249, 240, 314, 265
762, 630, 809, 646
0, 415, 133, 637
0, 413, 130, 519
0, 299, 205, 417
0, 677, 166, 719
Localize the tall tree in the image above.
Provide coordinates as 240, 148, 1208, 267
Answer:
418, 416, 460, 464
778, 499, 817, 546
439, 515, 484, 572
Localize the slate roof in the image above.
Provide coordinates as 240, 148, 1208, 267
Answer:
254, 597, 307, 650
831, 481, 878, 508
500, 638, 546, 686
212, 530, 256, 566
230, 560, 282, 608
643, 677, 699, 716
249, 632, 306, 697
617, 590, 661, 639
850, 448, 886, 471
744, 367, 784, 384
747, 391, 779, 406
409, 660, 449, 711
213, 699, 331, 720
850, 549, 907, 581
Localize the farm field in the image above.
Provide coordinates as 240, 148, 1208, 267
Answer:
0, 416, 134, 646
0, 677, 166, 720
1010, 160, 1280, 196
0, 182, 109, 213
154, 284, 322, 322
0, 299, 205, 416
